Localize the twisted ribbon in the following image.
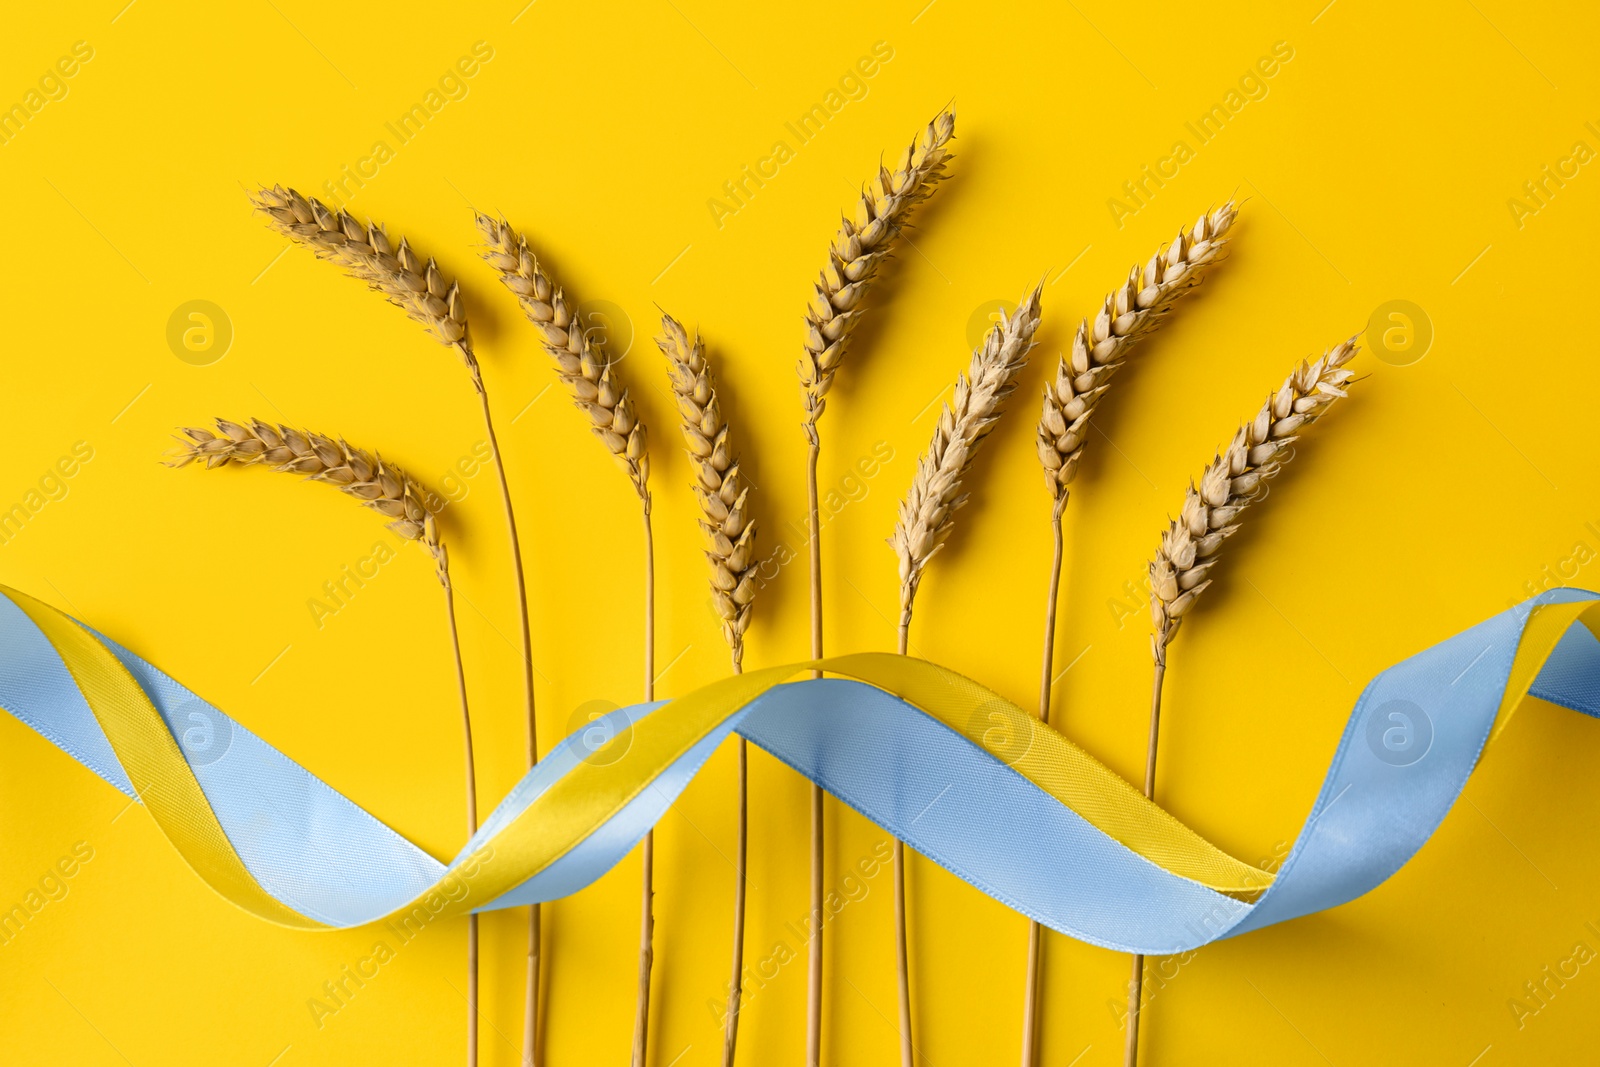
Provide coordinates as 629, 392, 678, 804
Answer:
4, 584, 1597, 954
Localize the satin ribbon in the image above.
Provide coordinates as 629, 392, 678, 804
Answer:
3, 583, 1597, 955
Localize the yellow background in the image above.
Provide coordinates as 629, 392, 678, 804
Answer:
2, 0, 1598, 1063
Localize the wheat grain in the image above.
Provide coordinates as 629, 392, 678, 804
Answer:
656, 314, 757, 667
891, 283, 1044, 628
799, 108, 956, 439
1147, 337, 1359, 659
168, 418, 443, 564
250, 186, 477, 375
1037, 202, 1237, 503
475, 214, 649, 498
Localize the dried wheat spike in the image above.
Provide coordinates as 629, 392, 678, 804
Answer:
799, 108, 956, 440
168, 418, 445, 574
891, 283, 1044, 625
250, 186, 477, 377
475, 214, 649, 500
656, 315, 757, 666
1038, 202, 1238, 503
1148, 338, 1359, 657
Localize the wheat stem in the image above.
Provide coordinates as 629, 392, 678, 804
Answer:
1021, 920, 1042, 1059
1019, 497, 1066, 1064
440, 548, 481, 1067
466, 373, 544, 1067
1037, 501, 1068, 724
724, 713, 748, 1067
799, 111, 955, 1056
806, 436, 825, 1067
1126, 339, 1360, 1066
888, 285, 1044, 1065
469, 363, 542, 1067
1037, 512, 1067, 724
805, 455, 827, 1066
635, 515, 657, 1067
1023, 203, 1237, 1065
477, 215, 654, 1064
1124, 658, 1165, 1066
893, 618, 915, 1067
634, 503, 656, 1067
1123, 656, 1166, 1067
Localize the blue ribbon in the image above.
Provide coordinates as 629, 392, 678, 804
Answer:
4, 589, 1597, 953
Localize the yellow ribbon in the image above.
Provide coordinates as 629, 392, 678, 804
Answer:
13, 581, 1281, 929
17, 582, 1600, 931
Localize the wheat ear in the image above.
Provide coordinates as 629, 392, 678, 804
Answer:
882, 282, 1043, 1067
800, 107, 956, 436
168, 418, 480, 1067
658, 315, 757, 669
795, 108, 956, 1065
476, 214, 649, 497
475, 212, 655, 1067
1020, 201, 1236, 1067
168, 419, 442, 552
1037, 202, 1237, 503
251, 186, 475, 366
1147, 337, 1359, 659
892, 283, 1045, 637
656, 313, 758, 1066
1125, 338, 1360, 1067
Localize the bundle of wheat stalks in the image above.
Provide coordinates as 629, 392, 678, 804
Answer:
162, 113, 1362, 1067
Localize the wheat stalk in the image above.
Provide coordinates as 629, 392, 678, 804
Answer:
1124, 337, 1360, 1067
1021, 201, 1237, 1067
476, 214, 649, 498
883, 281, 1043, 1066
168, 417, 481, 1067
892, 283, 1045, 635
250, 187, 539, 1067
800, 108, 956, 438
656, 313, 758, 1066
795, 109, 956, 1065
1036, 202, 1237, 503
475, 212, 656, 1067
